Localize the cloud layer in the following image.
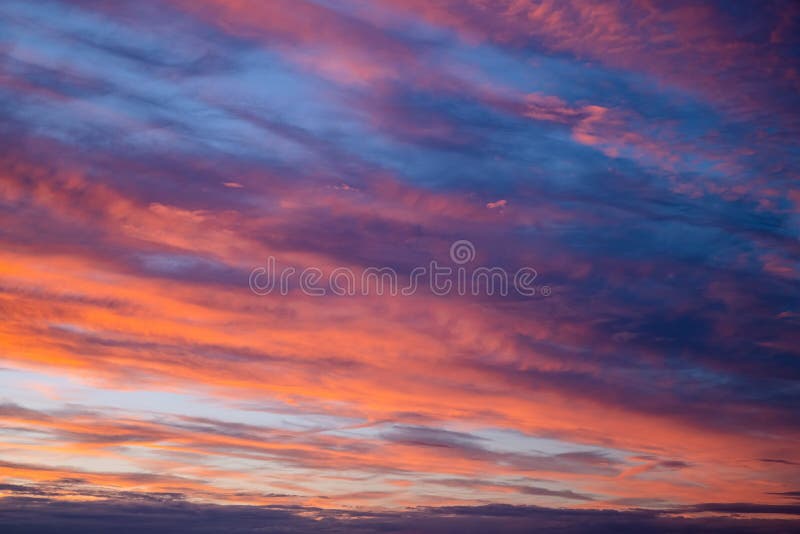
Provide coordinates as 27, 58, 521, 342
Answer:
0, 0, 799, 530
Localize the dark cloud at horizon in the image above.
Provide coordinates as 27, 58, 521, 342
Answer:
1, 498, 798, 534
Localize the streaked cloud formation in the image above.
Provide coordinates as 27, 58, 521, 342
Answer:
1, 0, 799, 530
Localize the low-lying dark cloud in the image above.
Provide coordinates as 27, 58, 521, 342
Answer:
0, 498, 797, 534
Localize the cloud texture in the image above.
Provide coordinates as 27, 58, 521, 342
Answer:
0, 0, 799, 531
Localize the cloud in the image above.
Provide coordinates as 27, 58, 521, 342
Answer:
0, 499, 797, 534
0, 0, 798, 523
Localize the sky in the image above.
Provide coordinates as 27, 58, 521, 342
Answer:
0, 0, 799, 532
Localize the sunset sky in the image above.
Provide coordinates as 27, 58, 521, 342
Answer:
1, 1, 799, 532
